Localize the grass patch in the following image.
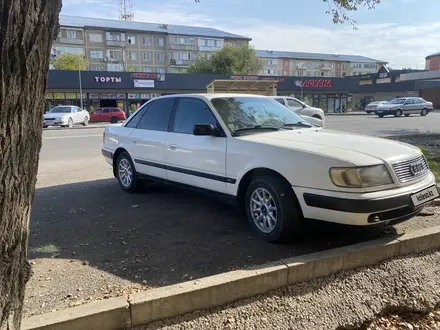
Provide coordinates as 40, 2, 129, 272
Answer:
418, 146, 440, 181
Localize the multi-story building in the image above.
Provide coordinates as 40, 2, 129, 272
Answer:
256, 50, 387, 77
52, 15, 251, 73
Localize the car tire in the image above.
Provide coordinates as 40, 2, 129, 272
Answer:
378, 114, 384, 118
82, 117, 89, 126
67, 118, 73, 127
110, 116, 119, 124
245, 175, 302, 243
43, 125, 48, 128
115, 152, 143, 193
404, 114, 410, 117
421, 108, 428, 116
394, 109, 402, 117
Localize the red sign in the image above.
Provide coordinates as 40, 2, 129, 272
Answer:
294, 79, 332, 88
131, 73, 159, 79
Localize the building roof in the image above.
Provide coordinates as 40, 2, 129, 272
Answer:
59, 15, 251, 40
426, 52, 440, 60
256, 50, 387, 64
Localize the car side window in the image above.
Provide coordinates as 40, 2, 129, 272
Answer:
95, 109, 103, 114
137, 98, 174, 131
103, 109, 112, 113
287, 99, 303, 108
125, 105, 149, 128
414, 99, 423, 104
72, 107, 77, 113
274, 98, 285, 105
172, 98, 217, 134
405, 99, 414, 104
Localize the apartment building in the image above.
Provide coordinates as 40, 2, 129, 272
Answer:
52, 15, 251, 73
257, 50, 387, 78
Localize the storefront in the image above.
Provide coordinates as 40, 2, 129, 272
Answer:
46, 70, 359, 114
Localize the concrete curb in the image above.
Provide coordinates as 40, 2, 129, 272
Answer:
23, 225, 440, 330
326, 112, 367, 116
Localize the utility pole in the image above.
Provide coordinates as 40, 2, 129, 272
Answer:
78, 57, 83, 109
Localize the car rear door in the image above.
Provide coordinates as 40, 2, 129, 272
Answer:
402, 99, 415, 114
128, 97, 175, 179
164, 97, 227, 193
103, 108, 112, 121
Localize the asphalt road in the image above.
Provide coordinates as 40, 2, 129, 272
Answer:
25, 116, 440, 316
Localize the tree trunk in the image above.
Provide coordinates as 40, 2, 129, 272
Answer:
0, 1, 61, 329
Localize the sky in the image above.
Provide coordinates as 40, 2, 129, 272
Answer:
61, 0, 440, 69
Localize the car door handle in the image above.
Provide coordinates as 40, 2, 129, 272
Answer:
133, 140, 137, 144
169, 144, 177, 150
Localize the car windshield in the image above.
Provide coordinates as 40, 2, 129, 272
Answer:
210, 96, 312, 135
389, 98, 406, 104
49, 106, 71, 113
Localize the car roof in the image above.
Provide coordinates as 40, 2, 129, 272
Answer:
153, 93, 271, 100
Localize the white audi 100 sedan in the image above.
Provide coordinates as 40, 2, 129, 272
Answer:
101, 94, 438, 243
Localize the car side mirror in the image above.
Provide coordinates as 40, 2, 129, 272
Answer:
193, 124, 220, 136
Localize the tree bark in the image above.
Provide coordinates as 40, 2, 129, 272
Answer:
0, 1, 61, 329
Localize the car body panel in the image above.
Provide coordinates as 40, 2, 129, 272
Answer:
375, 97, 434, 116
90, 107, 126, 122
43, 106, 89, 127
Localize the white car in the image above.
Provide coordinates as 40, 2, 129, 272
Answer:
271, 96, 325, 123
101, 94, 438, 243
43, 105, 90, 128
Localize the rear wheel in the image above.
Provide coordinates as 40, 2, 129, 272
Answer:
245, 175, 303, 243
421, 108, 428, 116
394, 109, 402, 117
115, 152, 143, 193
110, 116, 119, 124
378, 114, 384, 118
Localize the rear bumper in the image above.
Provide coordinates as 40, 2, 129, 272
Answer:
293, 172, 438, 226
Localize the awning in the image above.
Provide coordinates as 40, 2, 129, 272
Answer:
206, 79, 278, 96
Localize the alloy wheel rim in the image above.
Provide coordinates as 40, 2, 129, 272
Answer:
250, 187, 278, 234
118, 158, 132, 187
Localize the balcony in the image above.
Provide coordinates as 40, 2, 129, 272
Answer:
106, 40, 125, 47
169, 59, 195, 66
320, 66, 333, 71
57, 37, 84, 45
168, 44, 198, 51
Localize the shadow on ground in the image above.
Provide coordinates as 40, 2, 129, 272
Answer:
29, 178, 396, 287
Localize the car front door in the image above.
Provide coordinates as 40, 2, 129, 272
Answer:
286, 98, 305, 115
402, 99, 415, 114
72, 106, 82, 123
93, 109, 103, 122
128, 97, 175, 180
103, 108, 112, 122
165, 97, 227, 193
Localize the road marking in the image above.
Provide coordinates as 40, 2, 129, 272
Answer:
43, 134, 102, 140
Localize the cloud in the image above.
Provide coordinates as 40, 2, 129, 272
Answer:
60, 2, 438, 69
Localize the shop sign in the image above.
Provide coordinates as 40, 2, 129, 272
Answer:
294, 79, 332, 88
45, 93, 53, 99
94, 76, 122, 83
117, 93, 126, 99
53, 93, 65, 99
76, 93, 87, 99
134, 79, 155, 88
140, 93, 151, 99
131, 73, 165, 81
229, 75, 285, 83
65, 92, 76, 99
108, 93, 117, 99
98, 93, 108, 99
89, 93, 99, 99
128, 93, 140, 99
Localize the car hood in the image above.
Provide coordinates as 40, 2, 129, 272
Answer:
237, 129, 421, 166
44, 113, 69, 119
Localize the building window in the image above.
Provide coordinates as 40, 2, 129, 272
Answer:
171, 37, 195, 45
128, 52, 137, 60
90, 65, 103, 71
156, 38, 164, 47
157, 53, 165, 61
266, 59, 278, 65
89, 50, 103, 59
336, 63, 340, 69
109, 50, 123, 60
53, 46, 84, 56
172, 52, 195, 60
143, 67, 152, 73
88, 33, 103, 43
66, 30, 76, 39
142, 37, 151, 46
266, 69, 276, 74
106, 32, 125, 41
142, 52, 152, 61
157, 67, 166, 73
283, 70, 288, 76
127, 36, 136, 45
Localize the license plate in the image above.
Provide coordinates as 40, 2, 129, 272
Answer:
411, 185, 439, 207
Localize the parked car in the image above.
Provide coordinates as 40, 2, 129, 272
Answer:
375, 97, 434, 118
43, 105, 89, 128
90, 107, 126, 123
101, 94, 438, 243
271, 96, 325, 123
364, 101, 388, 114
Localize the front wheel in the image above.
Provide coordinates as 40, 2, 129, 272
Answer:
82, 117, 89, 126
115, 152, 143, 193
394, 109, 402, 117
245, 175, 303, 243
67, 117, 73, 128
421, 108, 428, 116
378, 114, 384, 118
